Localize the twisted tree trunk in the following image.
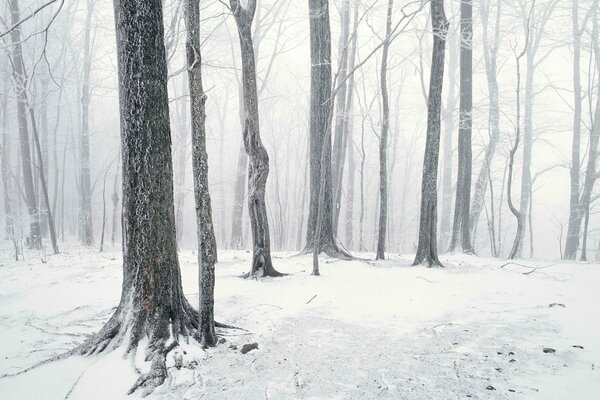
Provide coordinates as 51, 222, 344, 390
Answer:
230, 0, 282, 277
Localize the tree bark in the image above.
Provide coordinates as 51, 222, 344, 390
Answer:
81, 0, 202, 393
186, 0, 218, 347
305, 0, 351, 258
376, 0, 393, 260
413, 0, 449, 267
8, 0, 41, 249
230, 0, 282, 278
449, 0, 473, 254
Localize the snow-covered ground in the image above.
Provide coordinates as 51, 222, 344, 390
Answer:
0, 243, 599, 399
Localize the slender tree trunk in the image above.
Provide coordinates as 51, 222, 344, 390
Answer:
449, 0, 473, 254
8, 0, 41, 249
79, 0, 95, 246
564, 0, 584, 260
230, 0, 282, 277
111, 159, 119, 246
413, 0, 449, 267
376, 0, 393, 260
470, 0, 501, 242
331, 0, 351, 234
81, 0, 204, 393
186, 0, 218, 346
1, 70, 14, 241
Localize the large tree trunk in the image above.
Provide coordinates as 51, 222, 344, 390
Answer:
470, 0, 501, 245
186, 0, 217, 347
80, 0, 201, 393
79, 0, 95, 246
376, 0, 393, 260
305, 0, 350, 258
564, 0, 584, 260
230, 0, 282, 278
8, 0, 41, 249
413, 0, 449, 267
449, 0, 473, 254
331, 0, 351, 234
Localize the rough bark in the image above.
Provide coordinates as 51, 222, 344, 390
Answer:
413, 0, 449, 267
230, 0, 282, 278
305, 0, 351, 258
79, 0, 94, 246
449, 0, 473, 254
186, 0, 218, 347
8, 0, 41, 249
376, 0, 393, 260
80, 0, 203, 393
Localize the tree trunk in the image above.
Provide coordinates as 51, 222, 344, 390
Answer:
449, 0, 473, 254
331, 0, 351, 234
8, 0, 41, 249
79, 0, 95, 246
413, 0, 449, 267
470, 0, 501, 243
186, 0, 218, 347
1, 70, 14, 242
376, 0, 393, 260
305, 0, 350, 258
81, 0, 202, 393
230, 0, 282, 278
564, 0, 584, 260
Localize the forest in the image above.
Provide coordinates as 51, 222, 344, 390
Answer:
0, 0, 599, 398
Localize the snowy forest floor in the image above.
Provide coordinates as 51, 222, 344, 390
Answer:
0, 243, 599, 399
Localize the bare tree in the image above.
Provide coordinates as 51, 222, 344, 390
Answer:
449, 0, 473, 254
376, 0, 393, 260
230, 0, 282, 277
186, 0, 217, 346
305, 0, 351, 258
79, 0, 94, 245
80, 0, 205, 392
413, 0, 449, 267
7, 0, 41, 249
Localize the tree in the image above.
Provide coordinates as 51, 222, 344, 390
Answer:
79, 0, 94, 246
470, 0, 502, 245
376, 0, 393, 260
7, 0, 41, 249
80, 0, 203, 392
230, 0, 282, 278
449, 0, 473, 254
306, 0, 351, 258
413, 0, 449, 267
507, 3, 533, 260
331, 0, 351, 235
185, 0, 218, 347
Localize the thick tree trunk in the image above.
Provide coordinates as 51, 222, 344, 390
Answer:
186, 0, 218, 347
470, 0, 501, 244
230, 0, 282, 278
305, 0, 350, 258
81, 0, 201, 393
79, 0, 95, 246
413, 0, 449, 267
449, 0, 473, 254
8, 0, 41, 249
376, 0, 393, 260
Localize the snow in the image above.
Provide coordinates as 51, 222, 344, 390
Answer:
0, 244, 599, 399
